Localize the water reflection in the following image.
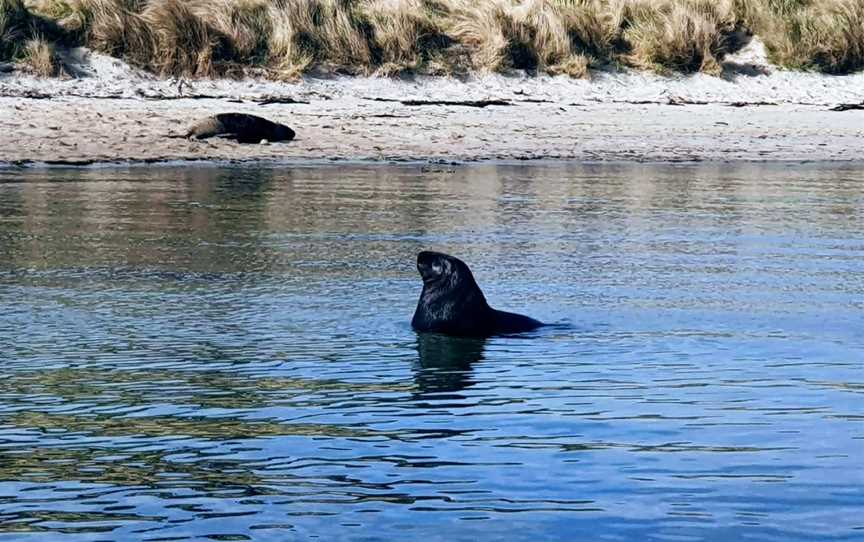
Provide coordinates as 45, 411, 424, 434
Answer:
8, 411, 382, 439
0, 163, 862, 541
413, 334, 486, 396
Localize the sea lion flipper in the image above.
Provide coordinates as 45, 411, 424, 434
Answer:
491, 310, 545, 334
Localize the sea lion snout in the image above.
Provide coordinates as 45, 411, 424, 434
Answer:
273, 125, 296, 141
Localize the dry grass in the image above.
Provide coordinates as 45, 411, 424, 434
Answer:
1, 0, 34, 60
5, 0, 864, 78
363, 0, 447, 75
22, 35, 67, 75
2, 0, 67, 69
142, 0, 226, 76
745, 0, 864, 74
264, 0, 374, 78
195, 0, 270, 61
79, 0, 153, 64
262, 0, 317, 78
621, 0, 740, 74
446, 0, 623, 77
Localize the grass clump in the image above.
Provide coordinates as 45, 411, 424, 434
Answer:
77, 0, 153, 65
4, 0, 864, 79
196, 0, 271, 61
621, 0, 740, 75
750, 0, 864, 74
75, 0, 231, 77
802, 0, 864, 74
447, 0, 619, 77
22, 35, 67, 75
1, 0, 69, 74
1, 0, 36, 61
142, 0, 227, 77
363, 0, 449, 75
265, 0, 374, 78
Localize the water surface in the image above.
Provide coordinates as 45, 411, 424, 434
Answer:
0, 163, 862, 541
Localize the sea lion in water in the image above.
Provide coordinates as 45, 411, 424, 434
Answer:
411, 251, 544, 336
184, 113, 295, 143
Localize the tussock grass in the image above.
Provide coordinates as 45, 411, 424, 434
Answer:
450, 0, 573, 73
746, 0, 864, 74
621, 0, 740, 75
447, 0, 624, 77
5, 0, 864, 79
197, 0, 270, 60
142, 0, 226, 77
261, 0, 375, 78
2, 0, 39, 61
78, 0, 151, 63
2, 0, 68, 75
363, 0, 448, 75
22, 35, 67, 75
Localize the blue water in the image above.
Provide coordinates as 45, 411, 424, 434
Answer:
0, 163, 862, 541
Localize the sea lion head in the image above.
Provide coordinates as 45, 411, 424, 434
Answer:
416, 250, 456, 282
412, 251, 490, 335
271, 124, 296, 142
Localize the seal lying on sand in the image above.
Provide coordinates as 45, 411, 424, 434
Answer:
411, 251, 544, 336
184, 113, 295, 143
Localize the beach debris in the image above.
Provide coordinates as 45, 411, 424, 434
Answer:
257, 95, 310, 105
135, 88, 237, 101
587, 96, 710, 106
830, 102, 864, 111
179, 113, 295, 143
365, 97, 512, 108
666, 96, 709, 106
0, 89, 51, 99
727, 101, 778, 107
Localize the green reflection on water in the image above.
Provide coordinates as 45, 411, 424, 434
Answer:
0, 511, 153, 534
4, 368, 411, 410
6, 411, 382, 440
0, 446, 267, 488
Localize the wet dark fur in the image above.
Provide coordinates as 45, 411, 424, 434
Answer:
411, 251, 544, 337
185, 113, 295, 143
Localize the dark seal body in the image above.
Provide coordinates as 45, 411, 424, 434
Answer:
411, 251, 544, 337
185, 113, 295, 143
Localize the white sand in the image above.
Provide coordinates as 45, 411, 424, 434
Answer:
1, 39, 862, 165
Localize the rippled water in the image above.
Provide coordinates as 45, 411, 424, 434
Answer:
0, 163, 862, 541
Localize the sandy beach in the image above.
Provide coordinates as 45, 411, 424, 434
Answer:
2, 40, 863, 166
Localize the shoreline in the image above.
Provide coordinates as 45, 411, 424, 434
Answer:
2, 97, 862, 167
2, 43, 863, 168
5, 155, 864, 170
